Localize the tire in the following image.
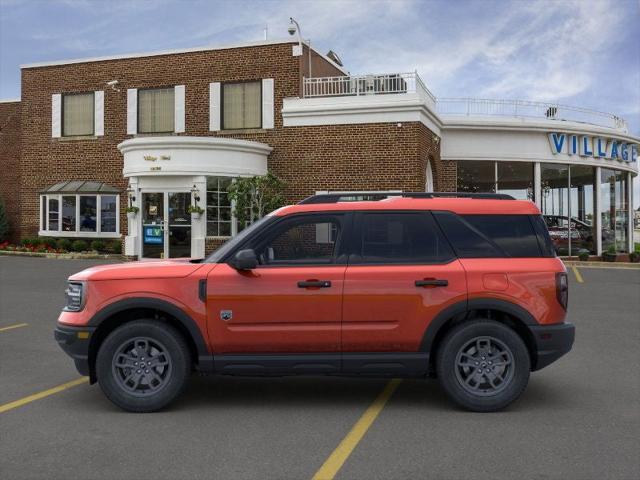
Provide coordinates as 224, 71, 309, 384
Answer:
96, 320, 191, 412
436, 319, 530, 412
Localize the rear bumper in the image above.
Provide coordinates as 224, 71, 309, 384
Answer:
54, 325, 96, 377
529, 322, 575, 371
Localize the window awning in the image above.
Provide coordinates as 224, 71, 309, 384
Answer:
41, 181, 120, 194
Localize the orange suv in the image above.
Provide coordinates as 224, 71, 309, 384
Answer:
55, 193, 574, 412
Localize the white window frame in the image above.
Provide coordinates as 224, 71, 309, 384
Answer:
39, 194, 120, 238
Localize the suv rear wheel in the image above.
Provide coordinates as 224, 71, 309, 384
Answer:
436, 319, 530, 412
96, 320, 191, 412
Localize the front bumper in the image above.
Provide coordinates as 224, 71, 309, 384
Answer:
529, 322, 575, 371
54, 325, 96, 377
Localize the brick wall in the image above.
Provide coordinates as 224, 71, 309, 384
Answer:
0, 101, 21, 242
15, 41, 442, 242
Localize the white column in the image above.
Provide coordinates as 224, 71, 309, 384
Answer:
534, 162, 542, 208
191, 175, 207, 259
126, 89, 138, 135
51, 94, 61, 138
595, 167, 602, 256
174, 85, 185, 133
124, 177, 140, 257
209, 83, 221, 131
94, 90, 104, 136
628, 171, 633, 253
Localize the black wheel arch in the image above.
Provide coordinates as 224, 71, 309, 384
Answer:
87, 297, 210, 383
421, 298, 538, 373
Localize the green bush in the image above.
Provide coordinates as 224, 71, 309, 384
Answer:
71, 240, 88, 252
57, 238, 73, 251
90, 240, 106, 252
21, 237, 38, 247
577, 251, 589, 261
107, 240, 122, 254
38, 237, 57, 249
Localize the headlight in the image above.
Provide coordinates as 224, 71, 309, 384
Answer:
64, 282, 85, 312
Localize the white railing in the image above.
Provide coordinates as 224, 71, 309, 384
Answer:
303, 72, 436, 103
436, 98, 628, 131
302, 75, 628, 131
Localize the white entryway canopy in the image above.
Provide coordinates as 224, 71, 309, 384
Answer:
118, 136, 271, 178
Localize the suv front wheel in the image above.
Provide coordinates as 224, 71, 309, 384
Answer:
436, 319, 530, 412
96, 320, 191, 412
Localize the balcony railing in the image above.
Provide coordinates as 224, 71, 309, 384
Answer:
301, 74, 628, 131
303, 72, 436, 103
437, 98, 628, 131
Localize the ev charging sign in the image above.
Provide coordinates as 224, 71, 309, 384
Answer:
548, 132, 638, 163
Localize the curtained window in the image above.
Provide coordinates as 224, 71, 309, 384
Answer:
222, 82, 261, 129
138, 88, 175, 133
63, 92, 94, 136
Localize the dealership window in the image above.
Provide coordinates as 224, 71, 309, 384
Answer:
39, 185, 120, 237
569, 165, 596, 254
62, 92, 94, 136
541, 164, 570, 255
497, 162, 534, 200
457, 161, 496, 193
222, 81, 261, 130
458, 161, 534, 200
601, 168, 629, 253
138, 87, 175, 133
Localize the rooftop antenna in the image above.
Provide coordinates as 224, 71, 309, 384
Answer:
263, 24, 268, 40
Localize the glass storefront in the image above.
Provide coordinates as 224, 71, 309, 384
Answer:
457, 160, 632, 256
457, 161, 496, 193
458, 161, 534, 200
497, 162, 534, 200
601, 169, 629, 253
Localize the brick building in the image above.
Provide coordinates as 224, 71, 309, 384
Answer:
0, 38, 637, 258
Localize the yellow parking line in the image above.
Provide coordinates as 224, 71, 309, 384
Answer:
0, 323, 28, 333
572, 266, 584, 283
312, 379, 401, 480
0, 377, 88, 414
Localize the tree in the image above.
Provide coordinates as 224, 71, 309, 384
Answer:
227, 173, 286, 226
0, 197, 9, 242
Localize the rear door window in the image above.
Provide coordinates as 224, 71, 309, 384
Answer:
434, 212, 543, 258
353, 212, 454, 264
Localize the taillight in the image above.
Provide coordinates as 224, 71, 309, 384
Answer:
556, 272, 568, 310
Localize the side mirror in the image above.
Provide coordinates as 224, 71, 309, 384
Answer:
230, 249, 258, 270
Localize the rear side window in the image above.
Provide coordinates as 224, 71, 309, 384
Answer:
354, 212, 454, 264
530, 215, 556, 257
434, 212, 543, 258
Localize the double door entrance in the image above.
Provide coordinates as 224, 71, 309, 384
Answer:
141, 192, 192, 259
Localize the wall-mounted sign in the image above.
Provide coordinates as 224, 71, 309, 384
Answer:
143, 226, 163, 245
548, 133, 638, 163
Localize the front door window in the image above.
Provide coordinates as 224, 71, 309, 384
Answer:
141, 192, 192, 259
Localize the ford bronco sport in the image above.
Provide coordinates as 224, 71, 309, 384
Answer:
55, 192, 574, 412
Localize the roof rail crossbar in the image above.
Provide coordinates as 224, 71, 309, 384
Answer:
298, 192, 515, 204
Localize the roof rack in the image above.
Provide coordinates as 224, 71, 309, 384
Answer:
298, 192, 515, 204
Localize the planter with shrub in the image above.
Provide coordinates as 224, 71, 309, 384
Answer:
71, 240, 89, 252
603, 245, 620, 262
577, 250, 590, 261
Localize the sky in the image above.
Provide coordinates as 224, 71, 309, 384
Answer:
1, 0, 639, 201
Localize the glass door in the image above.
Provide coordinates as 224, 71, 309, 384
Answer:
167, 192, 191, 258
142, 192, 165, 259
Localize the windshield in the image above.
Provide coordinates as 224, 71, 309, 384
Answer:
205, 215, 273, 263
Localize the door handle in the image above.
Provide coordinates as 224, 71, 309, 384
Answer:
297, 280, 332, 289
415, 279, 448, 287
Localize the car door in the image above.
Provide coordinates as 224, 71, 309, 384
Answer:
342, 211, 467, 358
206, 213, 349, 357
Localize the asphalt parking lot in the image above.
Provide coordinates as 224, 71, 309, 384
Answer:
0, 256, 639, 480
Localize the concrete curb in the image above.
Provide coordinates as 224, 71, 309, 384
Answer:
563, 260, 640, 269
0, 250, 126, 260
